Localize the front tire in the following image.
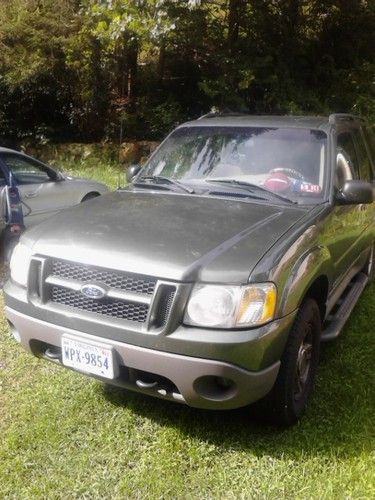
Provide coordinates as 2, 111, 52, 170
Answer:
254, 298, 321, 427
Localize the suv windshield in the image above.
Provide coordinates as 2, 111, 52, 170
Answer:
140, 126, 327, 203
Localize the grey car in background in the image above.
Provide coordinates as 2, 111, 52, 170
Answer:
0, 147, 109, 228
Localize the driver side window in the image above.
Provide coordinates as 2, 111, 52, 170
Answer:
335, 132, 359, 189
0, 154, 52, 185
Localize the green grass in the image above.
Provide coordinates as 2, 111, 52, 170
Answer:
0, 161, 374, 498
51, 156, 125, 191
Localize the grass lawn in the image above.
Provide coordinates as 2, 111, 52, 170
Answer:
1, 159, 374, 498
55, 156, 124, 191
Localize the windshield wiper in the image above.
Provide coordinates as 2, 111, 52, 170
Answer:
134, 175, 194, 194
205, 179, 296, 204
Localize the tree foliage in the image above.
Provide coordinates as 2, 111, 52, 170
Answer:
0, 0, 374, 141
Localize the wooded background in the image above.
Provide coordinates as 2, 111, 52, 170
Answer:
0, 0, 374, 143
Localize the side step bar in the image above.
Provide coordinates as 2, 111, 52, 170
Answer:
321, 272, 368, 342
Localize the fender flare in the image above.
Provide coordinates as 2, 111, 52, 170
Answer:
278, 244, 333, 317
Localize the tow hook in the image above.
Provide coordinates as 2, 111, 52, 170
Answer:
136, 379, 171, 398
44, 346, 62, 361
135, 379, 158, 390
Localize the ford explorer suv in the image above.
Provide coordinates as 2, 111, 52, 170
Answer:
4, 114, 374, 426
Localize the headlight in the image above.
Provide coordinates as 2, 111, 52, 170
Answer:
184, 283, 277, 329
10, 243, 32, 287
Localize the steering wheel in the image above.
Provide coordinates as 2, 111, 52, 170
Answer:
270, 168, 306, 182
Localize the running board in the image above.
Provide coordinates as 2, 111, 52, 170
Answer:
321, 272, 368, 342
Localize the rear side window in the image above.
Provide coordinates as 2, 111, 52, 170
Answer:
362, 126, 375, 172
336, 132, 359, 179
352, 128, 373, 181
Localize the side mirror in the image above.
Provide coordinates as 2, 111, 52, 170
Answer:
126, 164, 142, 184
336, 180, 373, 205
48, 168, 64, 182
55, 171, 65, 182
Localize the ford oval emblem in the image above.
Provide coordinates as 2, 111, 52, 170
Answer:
80, 284, 106, 300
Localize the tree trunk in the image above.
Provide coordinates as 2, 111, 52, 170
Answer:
227, 0, 244, 52
127, 39, 138, 104
157, 40, 166, 87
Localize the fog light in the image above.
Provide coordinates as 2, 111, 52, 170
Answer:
193, 375, 237, 401
217, 377, 233, 389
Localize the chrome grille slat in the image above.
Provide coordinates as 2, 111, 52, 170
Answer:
51, 287, 149, 322
45, 259, 159, 324
45, 275, 152, 305
51, 260, 156, 295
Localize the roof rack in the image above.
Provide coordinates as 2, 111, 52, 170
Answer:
328, 113, 365, 125
197, 112, 249, 120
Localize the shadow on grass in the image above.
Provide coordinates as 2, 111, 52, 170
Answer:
101, 287, 375, 459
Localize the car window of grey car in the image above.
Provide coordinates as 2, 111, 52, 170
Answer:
0, 165, 6, 185
0, 154, 53, 185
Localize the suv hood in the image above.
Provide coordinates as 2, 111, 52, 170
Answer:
24, 190, 307, 283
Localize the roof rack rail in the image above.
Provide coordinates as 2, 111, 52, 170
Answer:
328, 113, 365, 125
198, 111, 249, 120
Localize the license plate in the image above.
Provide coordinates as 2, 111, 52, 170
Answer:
61, 335, 116, 379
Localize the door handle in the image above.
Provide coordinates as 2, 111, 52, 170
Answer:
24, 191, 38, 198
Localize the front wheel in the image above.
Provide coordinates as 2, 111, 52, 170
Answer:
253, 298, 321, 427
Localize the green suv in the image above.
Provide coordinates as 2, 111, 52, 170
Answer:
4, 114, 374, 426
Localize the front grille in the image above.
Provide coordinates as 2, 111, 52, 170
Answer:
52, 260, 156, 295
37, 258, 178, 328
52, 287, 149, 322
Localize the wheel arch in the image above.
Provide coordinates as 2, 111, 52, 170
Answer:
81, 191, 101, 202
278, 244, 332, 321
299, 275, 329, 324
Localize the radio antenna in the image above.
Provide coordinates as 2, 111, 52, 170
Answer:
117, 115, 123, 190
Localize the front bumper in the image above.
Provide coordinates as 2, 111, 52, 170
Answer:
6, 306, 282, 410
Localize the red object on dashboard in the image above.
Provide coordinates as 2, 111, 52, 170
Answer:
263, 172, 291, 192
